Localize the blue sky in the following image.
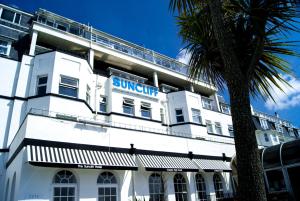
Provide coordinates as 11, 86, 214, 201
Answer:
3, 0, 300, 126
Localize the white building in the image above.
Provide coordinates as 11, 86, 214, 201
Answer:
0, 4, 299, 201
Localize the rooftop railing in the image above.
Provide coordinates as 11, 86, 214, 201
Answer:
34, 9, 211, 84
28, 108, 235, 145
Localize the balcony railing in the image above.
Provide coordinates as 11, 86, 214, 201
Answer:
28, 108, 235, 145
34, 9, 211, 84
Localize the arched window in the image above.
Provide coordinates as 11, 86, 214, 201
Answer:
4, 179, 9, 201
173, 174, 188, 201
149, 173, 164, 201
10, 173, 16, 201
97, 172, 118, 201
53, 170, 77, 201
195, 174, 207, 201
213, 174, 224, 200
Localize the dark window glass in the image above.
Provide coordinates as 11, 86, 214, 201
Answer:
266, 169, 286, 192
196, 174, 207, 201
14, 13, 21, 23
37, 76, 48, 96
1, 9, 15, 22
213, 174, 224, 200
149, 173, 164, 201
173, 174, 188, 201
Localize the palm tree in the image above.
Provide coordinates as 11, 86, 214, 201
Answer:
170, 0, 299, 201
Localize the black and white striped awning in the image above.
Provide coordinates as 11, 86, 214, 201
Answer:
193, 159, 231, 172
27, 145, 138, 170
138, 154, 199, 172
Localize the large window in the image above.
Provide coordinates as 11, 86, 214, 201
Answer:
149, 173, 164, 201
36, 75, 48, 96
192, 108, 202, 124
0, 9, 21, 24
213, 174, 224, 201
141, 102, 151, 118
100, 96, 107, 113
53, 170, 77, 201
206, 120, 213, 133
123, 98, 134, 115
173, 174, 188, 201
0, 39, 11, 56
86, 85, 91, 104
175, 109, 185, 123
260, 118, 269, 130
195, 174, 207, 201
97, 172, 118, 201
202, 98, 213, 110
215, 122, 222, 135
59, 76, 79, 98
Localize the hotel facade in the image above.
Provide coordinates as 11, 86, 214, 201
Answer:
0, 4, 299, 201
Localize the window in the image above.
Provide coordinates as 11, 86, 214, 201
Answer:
192, 108, 202, 124
215, 122, 222, 135
10, 173, 16, 201
100, 96, 107, 113
0, 39, 11, 55
149, 173, 164, 201
0, 9, 21, 24
264, 133, 269, 142
228, 125, 234, 137
123, 98, 134, 115
266, 170, 286, 192
260, 118, 269, 130
276, 124, 283, 133
36, 76, 48, 95
220, 103, 230, 114
86, 85, 91, 104
141, 102, 151, 118
160, 108, 165, 124
175, 109, 185, 123
4, 179, 9, 201
202, 98, 213, 110
97, 172, 118, 201
272, 134, 278, 142
53, 170, 77, 201
213, 174, 224, 200
195, 174, 207, 201
206, 120, 213, 133
173, 174, 188, 201
59, 76, 79, 98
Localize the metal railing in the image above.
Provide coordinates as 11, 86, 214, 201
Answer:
34, 9, 212, 84
28, 108, 235, 145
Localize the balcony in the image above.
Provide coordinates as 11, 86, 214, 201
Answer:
34, 9, 210, 84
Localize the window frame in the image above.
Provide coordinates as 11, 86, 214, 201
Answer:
206, 120, 213, 133
141, 102, 152, 119
123, 98, 135, 115
86, 84, 91, 105
173, 174, 188, 201
202, 97, 213, 110
52, 170, 77, 201
149, 173, 165, 201
0, 39, 11, 56
213, 174, 224, 201
59, 75, 79, 98
100, 96, 107, 113
214, 122, 222, 135
195, 173, 208, 201
0, 8, 22, 24
191, 108, 202, 124
36, 75, 48, 96
175, 108, 185, 123
97, 172, 118, 201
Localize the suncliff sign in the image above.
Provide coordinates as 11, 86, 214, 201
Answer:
112, 76, 159, 97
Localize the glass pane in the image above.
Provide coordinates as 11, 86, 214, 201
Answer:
1, 9, 15, 22
61, 187, 68, 196
38, 77, 48, 84
68, 197, 74, 201
99, 197, 104, 201
59, 86, 78, 98
69, 188, 75, 196
37, 86, 47, 95
111, 188, 116, 195
54, 187, 60, 196
111, 196, 117, 201
105, 188, 110, 195
175, 109, 182, 115
14, 13, 21, 23
99, 188, 104, 195
105, 197, 110, 201
176, 116, 184, 123
54, 197, 60, 201
61, 77, 78, 86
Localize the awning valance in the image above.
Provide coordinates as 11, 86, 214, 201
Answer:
27, 145, 138, 170
193, 159, 231, 172
138, 154, 199, 172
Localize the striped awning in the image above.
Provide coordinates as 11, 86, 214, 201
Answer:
27, 145, 138, 170
193, 159, 231, 172
138, 154, 199, 172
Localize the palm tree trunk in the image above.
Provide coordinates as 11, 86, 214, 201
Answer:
227, 78, 267, 201
206, 0, 267, 200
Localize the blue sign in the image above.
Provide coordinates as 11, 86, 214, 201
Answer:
112, 76, 158, 97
